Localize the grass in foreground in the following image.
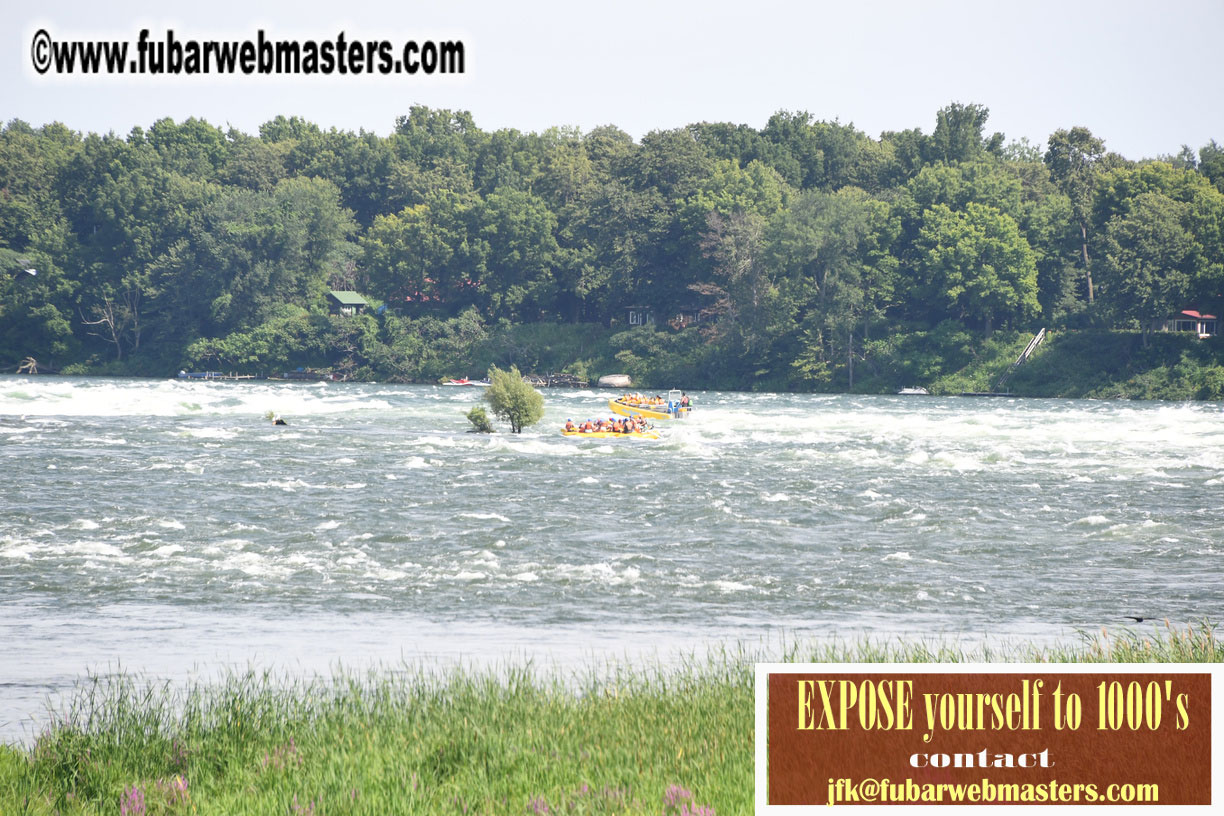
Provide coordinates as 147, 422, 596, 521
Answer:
0, 623, 1217, 815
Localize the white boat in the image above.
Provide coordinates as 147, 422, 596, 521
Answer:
897, 387, 931, 395
597, 374, 633, 389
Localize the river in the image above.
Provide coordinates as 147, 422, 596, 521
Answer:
2, 376, 1222, 741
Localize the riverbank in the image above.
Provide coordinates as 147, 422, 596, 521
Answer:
855, 328, 1224, 399
19, 324, 1224, 401
2, 625, 1217, 816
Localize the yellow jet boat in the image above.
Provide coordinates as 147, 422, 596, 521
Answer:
609, 389, 691, 420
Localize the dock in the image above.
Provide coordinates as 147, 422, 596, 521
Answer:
959, 329, 1046, 398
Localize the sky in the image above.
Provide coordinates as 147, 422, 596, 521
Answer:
3, 0, 1223, 160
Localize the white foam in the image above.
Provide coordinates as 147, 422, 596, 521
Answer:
459, 512, 510, 523
1073, 515, 1111, 526
181, 427, 237, 440
70, 541, 126, 558
554, 562, 640, 585
238, 478, 316, 491
0, 542, 36, 560
0, 377, 395, 418
220, 551, 290, 578
710, 579, 752, 592
365, 566, 408, 582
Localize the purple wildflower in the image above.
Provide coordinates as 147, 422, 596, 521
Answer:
664, 785, 692, 808
262, 738, 303, 771
291, 793, 317, 815
663, 784, 715, 816
119, 786, 146, 816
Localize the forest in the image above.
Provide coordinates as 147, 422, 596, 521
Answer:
2, 103, 1223, 393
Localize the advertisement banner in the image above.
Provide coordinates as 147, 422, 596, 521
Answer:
756, 663, 1217, 810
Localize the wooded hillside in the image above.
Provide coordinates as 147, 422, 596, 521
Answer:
3, 104, 1222, 391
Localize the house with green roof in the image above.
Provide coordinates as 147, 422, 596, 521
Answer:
328, 290, 368, 316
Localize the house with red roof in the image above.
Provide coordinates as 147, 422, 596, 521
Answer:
1155, 309, 1218, 338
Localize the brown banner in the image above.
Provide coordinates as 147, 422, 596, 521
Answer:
768, 671, 1211, 805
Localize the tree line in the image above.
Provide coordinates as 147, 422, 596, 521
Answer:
2, 104, 1222, 390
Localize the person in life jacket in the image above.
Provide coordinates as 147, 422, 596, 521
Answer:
564, 419, 575, 432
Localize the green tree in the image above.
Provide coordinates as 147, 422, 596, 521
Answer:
1045, 127, 1106, 303
912, 202, 1039, 334
1095, 192, 1196, 337
392, 106, 483, 173
878, 127, 929, 185
151, 176, 355, 345
146, 117, 229, 180
768, 187, 897, 388
362, 203, 456, 305
475, 188, 560, 319
1199, 140, 1224, 194
696, 211, 772, 357
465, 405, 495, 433
1092, 161, 1224, 317
221, 129, 293, 191
536, 135, 605, 322
929, 102, 998, 165
483, 365, 544, 433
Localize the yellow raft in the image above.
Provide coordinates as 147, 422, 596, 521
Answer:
561, 429, 659, 440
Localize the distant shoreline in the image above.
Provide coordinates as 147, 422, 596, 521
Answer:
8, 326, 1224, 403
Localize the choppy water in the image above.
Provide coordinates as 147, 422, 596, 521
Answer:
2, 376, 1223, 739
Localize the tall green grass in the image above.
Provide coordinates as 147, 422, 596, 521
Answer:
1, 623, 1217, 815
